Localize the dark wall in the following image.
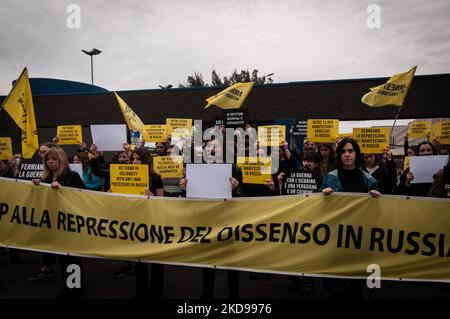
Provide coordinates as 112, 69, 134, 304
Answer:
1, 73, 450, 155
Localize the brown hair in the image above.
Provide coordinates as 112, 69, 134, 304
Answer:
42, 147, 70, 181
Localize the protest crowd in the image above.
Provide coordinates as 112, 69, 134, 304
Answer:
1, 67, 450, 300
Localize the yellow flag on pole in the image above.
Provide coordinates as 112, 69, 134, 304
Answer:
361, 66, 417, 107
114, 92, 145, 133
1, 68, 39, 158
205, 82, 255, 110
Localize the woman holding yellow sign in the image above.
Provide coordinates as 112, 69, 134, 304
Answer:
130, 147, 165, 299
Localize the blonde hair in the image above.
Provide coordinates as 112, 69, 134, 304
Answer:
42, 147, 69, 181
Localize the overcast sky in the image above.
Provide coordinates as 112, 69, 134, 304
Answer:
1, 0, 449, 96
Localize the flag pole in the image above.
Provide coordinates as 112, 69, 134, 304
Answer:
389, 106, 402, 147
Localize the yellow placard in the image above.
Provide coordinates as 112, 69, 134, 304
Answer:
236, 157, 272, 184
153, 156, 184, 178
407, 121, 432, 139
2, 178, 450, 282
110, 164, 149, 195
166, 118, 192, 136
257, 125, 286, 147
143, 125, 167, 142
432, 121, 450, 144
56, 125, 83, 145
0, 137, 13, 160
307, 119, 339, 143
353, 127, 390, 153
403, 156, 410, 170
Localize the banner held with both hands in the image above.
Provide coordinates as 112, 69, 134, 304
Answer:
1, 177, 449, 282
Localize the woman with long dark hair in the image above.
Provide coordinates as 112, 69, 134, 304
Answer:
130, 147, 165, 299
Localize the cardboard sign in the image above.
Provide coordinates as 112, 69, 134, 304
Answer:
236, 157, 272, 185
407, 121, 432, 139
0, 137, 13, 160
166, 118, 192, 136
56, 125, 83, 145
91, 124, 127, 151
292, 120, 308, 137
281, 169, 322, 195
17, 159, 43, 180
224, 110, 246, 128
432, 121, 450, 144
186, 164, 232, 199
410, 155, 449, 184
143, 125, 167, 142
307, 119, 339, 143
353, 127, 390, 153
258, 125, 286, 147
153, 156, 184, 178
110, 164, 149, 195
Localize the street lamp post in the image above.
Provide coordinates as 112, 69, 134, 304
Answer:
81, 48, 102, 85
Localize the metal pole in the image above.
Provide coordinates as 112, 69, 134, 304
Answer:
91, 55, 94, 85
389, 106, 402, 147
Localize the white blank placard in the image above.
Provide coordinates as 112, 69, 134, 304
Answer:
69, 164, 83, 181
186, 164, 232, 199
91, 124, 127, 151
410, 155, 448, 184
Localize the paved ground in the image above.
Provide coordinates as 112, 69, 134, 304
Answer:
0, 248, 448, 300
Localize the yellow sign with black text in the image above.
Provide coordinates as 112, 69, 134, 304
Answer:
257, 126, 286, 147
353, 127, 390, 153
237, 157, 272, 184
110, 164, 149, 195
143, 125, 167, 142
1, 177, 450, 282
307, 119, 339, 143
0, 137, 13, 160
153, 156, 184, 178
56, 125, 83, 145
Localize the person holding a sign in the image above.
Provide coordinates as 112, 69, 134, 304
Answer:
321, 138, 379, 299
179, 141, 244, 299
321, 138, 379, 197
397, 141, 437, 197
130, 147, 165, 299
72, 151, 102, 191
31, 147, 85, 299
362, 153, 393, 194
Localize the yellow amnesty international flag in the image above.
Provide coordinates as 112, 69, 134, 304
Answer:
204, 82, 255, 110
114, 92, 145, 133
1, 68, 39, 159
361, 66, 417, 107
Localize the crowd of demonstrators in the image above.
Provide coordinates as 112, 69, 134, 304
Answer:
1, 121, 450, 300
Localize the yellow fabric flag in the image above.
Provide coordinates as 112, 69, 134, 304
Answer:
204, 82, 255, 109
1, 68, 39, 158
114, 92, 145, 133
361, 66, 417, 107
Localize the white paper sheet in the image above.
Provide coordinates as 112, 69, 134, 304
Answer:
91, 124, 127, 151
186, 164, 232, 198
69, 164, 83, 181
410, 155, 448, 184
